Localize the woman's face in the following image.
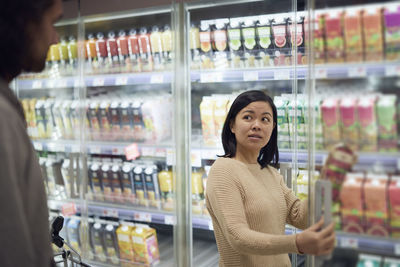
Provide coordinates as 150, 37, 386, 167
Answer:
231, 101, 275, 156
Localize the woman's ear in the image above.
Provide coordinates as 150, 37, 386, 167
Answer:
230, 121, 235, 133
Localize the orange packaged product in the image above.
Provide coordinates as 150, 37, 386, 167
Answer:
363, 174, 390, 237
389, 176, 400, 237
383, 3, 400, 61
343, 7, 364, 62
131, 226, 160, 266
324, 9, 345, 63
116, 225, 135, 266
340, 173, 365, 234
363, 5, 384, 62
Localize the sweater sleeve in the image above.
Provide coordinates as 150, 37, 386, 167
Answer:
275, 169, 309, 230
206, 161, 300, 255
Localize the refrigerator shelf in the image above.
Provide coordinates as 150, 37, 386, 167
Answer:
33, 140, 172, 158
17, 61, 400, 90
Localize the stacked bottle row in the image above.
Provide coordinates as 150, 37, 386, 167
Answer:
333, 172, 400, 238
21, 94, 172, 142
49, 214, 160, 266
41, 153, 210, 216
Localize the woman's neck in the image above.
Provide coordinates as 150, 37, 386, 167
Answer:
234, 150, 258, 164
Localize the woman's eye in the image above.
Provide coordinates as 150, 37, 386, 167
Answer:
243, 115, 251, 120
262, 117, 270, 122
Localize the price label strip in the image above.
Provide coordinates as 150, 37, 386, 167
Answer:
340, 237, 358, 249
150, 74, 164, 84
316, 68, 328, 79
134, 212, 152, 223
32, 80, 43, 89
115, 76, 128, 86
103, 209, 119, 218
164, 215, 175, 225
93, 77, 105, 87
348, 66, 366, 78
274, 69, 290, 80
385, 65, 400, 77
243, 71, 259, 81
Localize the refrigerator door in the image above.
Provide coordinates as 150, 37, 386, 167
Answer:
185, 0, 306, 266
309, 0, 400, 266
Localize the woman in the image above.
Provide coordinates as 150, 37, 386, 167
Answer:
206, 90, 335, 267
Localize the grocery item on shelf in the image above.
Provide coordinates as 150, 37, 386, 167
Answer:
339, 97, 359, 151
363, 4, 384, 62
131, 225, 160, 265
121, 162, 136, 204
325, 8, 345, 63
384, 3, 400, 61
357, 254, 382, 267
150, 26, 165, 71
66, 217, 82, 255
228, 19, 244, 69
138, 27, 154, 72
89, 162, 105, 202
192, 167, 205, 215
104, 223, 120, 265
157, 165, 174, 211
340, 172, 365, 234
199, 21, 214, 69
134, 165, 147, 206
101, 163, 114, 202
357, 95, 378, 152
128, 28, 141, 73
376, 95, 398, 152
116, 224, 136, 264
144, 165, 162, 209
161, 25, 173, 70
107, 31, 120, 72
296, 170, 308, 200
274, 95, 291, 149
242, 18, 260, 68
189, 23, 201, 70
91, 222, 108, 263
289, 12, 306, 65
321, 98, 341, 150
256, 15, 274, 67
343, 7, 364, 62
383, 257, 400, 267
212, 19, 230, 69
271, 16, 290, 66
389, 175, 400, 237
364, 174, 390, 237
199, 96, 217, 146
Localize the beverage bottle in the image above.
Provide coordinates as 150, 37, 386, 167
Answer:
199, 22, 214, 69
128, 29, 141, 72
101, 163, 113, 202
59, 37, 69, 73
227, 19, 244, 68
99, 100, 111, 140
134, 166, 147, 206
189, 23, 201, 69
212, 21, 229, 69
150, 25, 164, 70
91, 222, 107, 262
288, 13, 305, 65
106, 31, 119, 72
111, 164, 123, 203
96, 32, 108, 71
192, 167, 205, 215
67, 36, 78, 71
131, 100, 145, 141
256, 16, 274, 67
158, 165, 174, 211
144, 165, 161, 209
138, 27, 153, 71
161, 24, 173, 70
121, 163, 135, 204
117, 30, 129, 72
49, 42, 61, 70
241, 19, 259, 68
104, 224, 120, 265
86, 34, 97, 72
271, 16, 290, 66
110, 100, 121, 141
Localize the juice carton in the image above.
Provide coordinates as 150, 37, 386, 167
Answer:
144, 165, 161, 209
324, 8, 345, 63
343, 7, 364, 62
389, 175, 400, 238
384, 3, 400, 61
321, 98, 341, 150
256, 15, 274, 67
339, 97, 359, 151
272, 15, 290, 66
134, 166, 147, 206
363, 5, 384, 62
111, 164, 123, 203
61, 100, 73, 139
189, 23, 201, 69
66, 217, 81, 255
376, 95, 398, 152
150, 26, 164, 71
364, 174, 390, 237
131, 100, 146, 141
88, 101, 101, 140
101, 163, 114, 202
29, 98, 38, 139
158, 165, 174, 211
131, 226, 160, 265
199, 22, 214, 69
357, 254, 382, 267
212, 19, 229, 69
305, 10, 326, 64
61, 159, 73, 198
98, 101, 111, 141
89, 162, 104, 201
340, 172, 365, 234
199, 96, 217, 146
142, 96, 172, 142
357, 95, 378, 152
119, 100, 134, 142
213, 96, 229, 140
104, 223, 120, 265
91, 222, 107, 262
228, 19, 244, 68
274, 96, 290, 149
315, 99, 324, 151
110, 100, 121, 141
52, 100, 65, 139
242, 18, 260, 68
121, 163, 135, 204
192, 167, 205, 215
116, 225, 135, 264
288, 97, 306, 149
289, 12, 306, 65
80, 218, 94, 261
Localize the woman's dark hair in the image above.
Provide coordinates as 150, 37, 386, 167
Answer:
0, 0, 55, 79
220, 90, 279, 169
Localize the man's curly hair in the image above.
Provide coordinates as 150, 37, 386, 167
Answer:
0, 0, 55, 79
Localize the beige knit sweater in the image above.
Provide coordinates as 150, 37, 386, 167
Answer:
206, 157, 308, 267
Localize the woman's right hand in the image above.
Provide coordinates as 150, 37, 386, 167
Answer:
295, 217, 335, 256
